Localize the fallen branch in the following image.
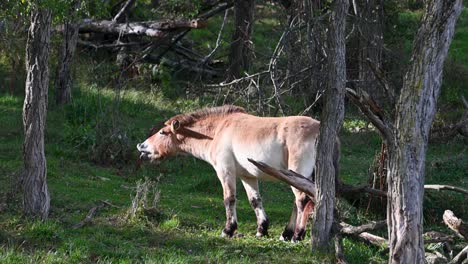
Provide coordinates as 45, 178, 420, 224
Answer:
340, 220, 386, 234
247, 159, 316, 198
423, 231, 455, 244
72, 202, 107, 229
78, 40, 150, 49
144, 55, 222, 77
77, 19, 206, 38
450, 245, 468, 264
443, 210, 468, 240
425, 184, 468, 196
334, 231, 347, 264
358, 232, 388, 247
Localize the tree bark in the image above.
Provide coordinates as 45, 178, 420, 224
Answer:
357, 0, 385, 106
228, 0, 255, 79
386, 1, 463, 263
310, 0, 348, 252
55, 4, 79, 106
22, 6, 52, 220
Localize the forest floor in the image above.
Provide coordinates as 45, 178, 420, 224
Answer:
0, 82, 466, 263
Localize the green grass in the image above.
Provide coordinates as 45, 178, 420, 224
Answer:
1, 81, 466, 263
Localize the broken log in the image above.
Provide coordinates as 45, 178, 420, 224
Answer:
443, 210, 468, 240
77, 18, 207, 38
247, 159, 316, 197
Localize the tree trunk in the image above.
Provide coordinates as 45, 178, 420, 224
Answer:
228, 0, 255, 79
22, 6, 52, 220
387, 0, 463, 263
357, 0, 385, 106
310, 0, 348, 252
55, 9, 79, 106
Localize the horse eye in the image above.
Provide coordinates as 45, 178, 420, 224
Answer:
159, 131, 167, 135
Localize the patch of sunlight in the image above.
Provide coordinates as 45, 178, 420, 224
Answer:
343, 118, 375, 133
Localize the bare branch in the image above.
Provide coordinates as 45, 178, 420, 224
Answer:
247, 159, 316, 198
72, 202, 108, 229
340, 220, 387, 235
112, 0, 136, 22
346, 87, 394, 143
425, 184, 468, 196
450, 245, 468, 264
365, 58, 395, 103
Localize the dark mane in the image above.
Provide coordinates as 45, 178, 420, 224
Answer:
165, 105, 246, 126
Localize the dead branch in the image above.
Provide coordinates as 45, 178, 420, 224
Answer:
339, 220, 386, 234
247, 159, 316, 198
450, 245, 468, 264
425, 185, 468, 196
424, 231, 455, 243
72, 202, 108, 229
78, 40, 150, 49
443, 210, 468, 240
358, 232, 388, 247
345, 87, 394, 143
77, 19, 206, 38
365, 58, 395, 104
334, 231, 347, 264
113, 0, 136, 22
144, 55, 221, 77
338, 182, 387, 197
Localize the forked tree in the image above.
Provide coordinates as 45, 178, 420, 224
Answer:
22, 4, 52, 220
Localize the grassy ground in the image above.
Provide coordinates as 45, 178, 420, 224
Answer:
0, 81, 466, 263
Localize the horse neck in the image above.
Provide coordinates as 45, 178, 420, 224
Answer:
178, 117, 219, 163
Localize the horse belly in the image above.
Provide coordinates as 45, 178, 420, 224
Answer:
234, 141, 286, 181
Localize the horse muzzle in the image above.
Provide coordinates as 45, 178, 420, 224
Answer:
137, 142, 156, 161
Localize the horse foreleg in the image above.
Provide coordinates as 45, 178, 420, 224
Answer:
241, 177, 269, 237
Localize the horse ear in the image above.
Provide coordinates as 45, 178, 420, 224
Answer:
171, 120, 181, 133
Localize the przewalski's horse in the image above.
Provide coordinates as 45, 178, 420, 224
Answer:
137, 105, 328, 241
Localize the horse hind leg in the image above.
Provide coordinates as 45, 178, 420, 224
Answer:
241, 177, 269, 237
286, 153, 315, 242
216, 169, 238, 238
280, 202, 297, 241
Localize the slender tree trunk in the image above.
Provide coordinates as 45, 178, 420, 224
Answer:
311, 0, 348, 252
55, 15, 79, 106
22, 6, 51, 220
228, 0, 255, 79
387, 0, 462, 263
357, 0, 384, 105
